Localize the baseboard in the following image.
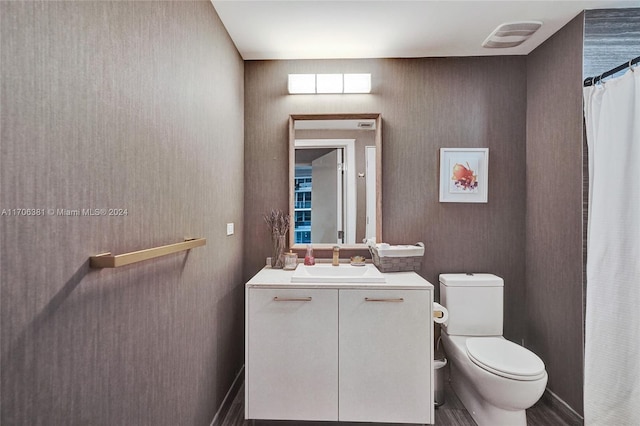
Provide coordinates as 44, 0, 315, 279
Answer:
542, 387, 584, 424
210, 365, 245, 426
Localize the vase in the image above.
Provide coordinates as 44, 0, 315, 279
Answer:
271, 234, 286, 268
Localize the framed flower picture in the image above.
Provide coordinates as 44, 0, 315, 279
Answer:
439, 148, 489, 203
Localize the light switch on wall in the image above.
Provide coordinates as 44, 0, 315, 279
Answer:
226, 223, 234, 236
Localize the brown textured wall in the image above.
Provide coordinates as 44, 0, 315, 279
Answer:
526, 14, 585, 415
0, 2, 244, 425
244, 57, 528, 341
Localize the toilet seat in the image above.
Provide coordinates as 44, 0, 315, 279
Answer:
466, 337, 546, 381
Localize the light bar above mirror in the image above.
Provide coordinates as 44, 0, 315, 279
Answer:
288, 73, 371, 94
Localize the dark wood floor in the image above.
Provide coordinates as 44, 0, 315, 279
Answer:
221, 373, 583, 426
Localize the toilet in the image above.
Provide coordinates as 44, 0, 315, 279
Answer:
439, 273, 547, 426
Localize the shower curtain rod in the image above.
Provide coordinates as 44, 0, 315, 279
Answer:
584, 56, 639, 87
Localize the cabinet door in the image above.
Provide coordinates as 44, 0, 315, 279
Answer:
246, 288, 338, 421
339, 289, 433, 424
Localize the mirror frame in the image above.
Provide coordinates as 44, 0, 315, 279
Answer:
289, 113, 382, 249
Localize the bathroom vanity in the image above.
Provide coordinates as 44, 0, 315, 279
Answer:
245, 264, 434, 424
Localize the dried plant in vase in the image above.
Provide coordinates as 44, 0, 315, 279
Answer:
263, 209, 290, 268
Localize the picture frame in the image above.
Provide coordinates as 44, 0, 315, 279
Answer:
439, 148, 489, 203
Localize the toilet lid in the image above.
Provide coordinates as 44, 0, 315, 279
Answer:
466, 337, 546, 381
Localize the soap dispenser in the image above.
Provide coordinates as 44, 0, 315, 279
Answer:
304, 245, 315, 266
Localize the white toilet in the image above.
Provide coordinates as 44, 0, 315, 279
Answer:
439, 273, 548, 426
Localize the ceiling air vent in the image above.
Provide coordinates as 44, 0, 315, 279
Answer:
482, 21, 542, 48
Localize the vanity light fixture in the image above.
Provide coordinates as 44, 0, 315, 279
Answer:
288, 74, 316, 94
288, 73, 371, 94
344, 73, 371, 93
316, 73, 343, 93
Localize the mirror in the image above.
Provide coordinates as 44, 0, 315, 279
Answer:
289, 113, 382, 249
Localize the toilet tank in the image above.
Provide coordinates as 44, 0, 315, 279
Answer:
439, 273, 504, 336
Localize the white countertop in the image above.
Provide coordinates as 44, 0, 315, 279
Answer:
246, 264, 433, 290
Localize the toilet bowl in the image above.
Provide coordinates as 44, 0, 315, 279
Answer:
439, 273, 548, 426
442, 331, 547, 425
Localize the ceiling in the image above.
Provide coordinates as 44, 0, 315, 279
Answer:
211, 1, 640, 60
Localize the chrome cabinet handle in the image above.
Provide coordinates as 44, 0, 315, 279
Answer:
273, 296, 312, 302
364, 297, 404, 302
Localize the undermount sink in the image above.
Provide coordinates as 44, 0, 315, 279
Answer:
291, 263, 386, 283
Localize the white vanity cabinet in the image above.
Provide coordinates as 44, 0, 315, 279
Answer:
245, 268, 434, 424
339, 289, 432, 423
246, 288, 339, 421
